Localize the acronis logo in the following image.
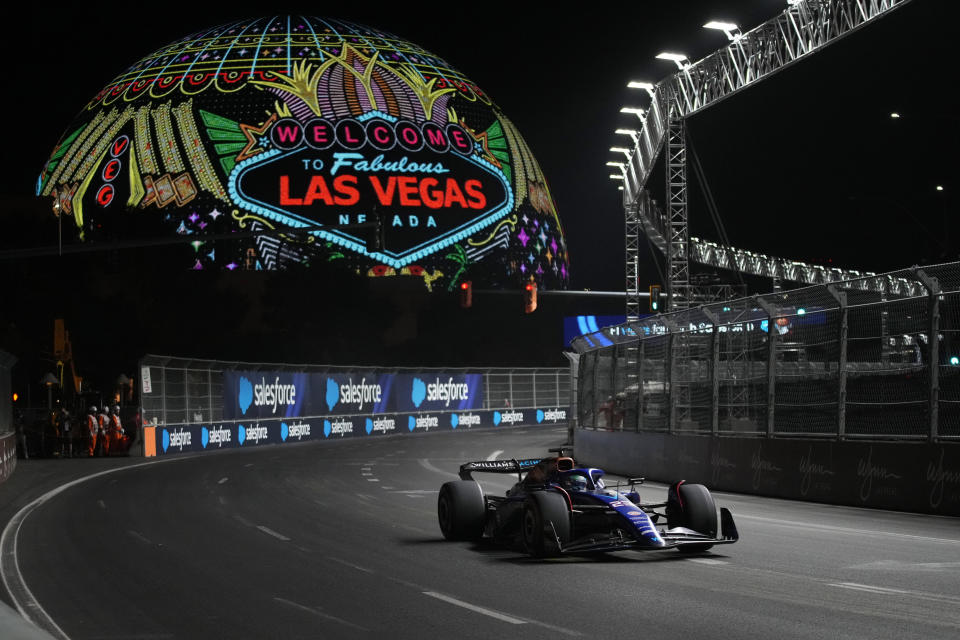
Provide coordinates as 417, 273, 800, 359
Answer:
411, 377, 427, 408
238, 377, 253, 415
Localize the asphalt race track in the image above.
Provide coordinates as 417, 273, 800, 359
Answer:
2, 426, 960, 639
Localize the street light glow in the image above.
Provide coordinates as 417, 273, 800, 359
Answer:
656, 52, 689, 69
890, 112, 901, 118
703, 21, 741, 40
937, 185, 944, 191
627, 81, 656, 97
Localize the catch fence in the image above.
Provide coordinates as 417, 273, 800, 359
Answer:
137, 356, 569, 427
571, 262, 960, 441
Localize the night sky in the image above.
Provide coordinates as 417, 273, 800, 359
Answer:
2, 1, 957, 389
11, 1, 953, 286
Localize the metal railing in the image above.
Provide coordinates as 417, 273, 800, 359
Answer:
138, 355, 569, 427
572, 262, 960, 441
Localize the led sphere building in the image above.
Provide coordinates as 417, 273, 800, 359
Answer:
37, 17, 569, 292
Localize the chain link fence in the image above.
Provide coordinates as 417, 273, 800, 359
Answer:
571, 262, 960, 441
138, 356, 569, 427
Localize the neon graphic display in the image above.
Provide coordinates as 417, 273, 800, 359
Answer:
37, 17, 569, 290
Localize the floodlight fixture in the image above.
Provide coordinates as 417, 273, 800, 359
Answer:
703, 21, 741, 41
627, 81, 656, 97
655, 52, 689, 69
605, 161, 625, 169
609, 174, 624, 180
890, 112, 901, 119
936, 185, 944, 191
614, 129, 639, 142
619, 106, 646, 121
609, 147, 632, 158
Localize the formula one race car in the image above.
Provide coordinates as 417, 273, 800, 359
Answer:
437, 448, 738, 557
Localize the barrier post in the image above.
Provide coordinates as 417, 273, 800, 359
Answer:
914, 269, 940, 442
756, 297, 777, 437
827, 285, 847, 440
702, 307, 721, 436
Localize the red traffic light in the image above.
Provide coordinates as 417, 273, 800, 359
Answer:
459, 280, 473, 308
524, 282, 538, 313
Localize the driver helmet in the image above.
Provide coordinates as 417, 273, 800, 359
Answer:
564, 473, 589, 491
89, 406, 97, 413
114, 405, 121, 413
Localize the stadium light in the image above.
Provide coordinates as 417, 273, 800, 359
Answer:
619, 106, 646, 122
609, 174, 624, 180
615, 128, 639, 142
627, 81, 656, 98
703, 21, 741, 41
606, 161, 625, 169
890, 112, 901, 119
936, 185, 944, 191
655, 52, 689, 69
610, 146, 632, 158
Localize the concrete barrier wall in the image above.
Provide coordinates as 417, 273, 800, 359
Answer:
575, 429, 960, 516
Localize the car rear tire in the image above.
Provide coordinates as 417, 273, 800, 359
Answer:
438, 481, 486, 541
666, 481, 717, 553
521, 491, 571, 558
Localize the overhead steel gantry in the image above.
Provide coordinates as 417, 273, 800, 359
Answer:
620, 0, 912, 318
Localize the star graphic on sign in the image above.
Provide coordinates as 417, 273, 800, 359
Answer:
236, 113, 278, 163
209, 208, 222, 220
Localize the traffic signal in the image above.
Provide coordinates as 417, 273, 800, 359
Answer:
459, 280, 473, 308
524, 282, 538, 313
649, 285, 661, 312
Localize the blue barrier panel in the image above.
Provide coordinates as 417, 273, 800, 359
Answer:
151, 406, 569, 456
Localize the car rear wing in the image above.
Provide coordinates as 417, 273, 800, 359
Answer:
459, 458, 544, 481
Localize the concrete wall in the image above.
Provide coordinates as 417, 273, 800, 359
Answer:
575, 428, 960, 516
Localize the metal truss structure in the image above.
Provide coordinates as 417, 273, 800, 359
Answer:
620, 0, 912, 318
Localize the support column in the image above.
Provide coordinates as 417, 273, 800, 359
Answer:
665, 94, 689, 312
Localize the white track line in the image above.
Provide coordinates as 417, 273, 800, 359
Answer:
273, 597, 369, 631
417, 458, 458, 478
257, 526, 291, 542
422, 591, 526, 625
1, 459, 183, 640
737, 514, 960, 545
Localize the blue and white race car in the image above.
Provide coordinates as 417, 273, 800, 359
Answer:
437, 448, 738, 557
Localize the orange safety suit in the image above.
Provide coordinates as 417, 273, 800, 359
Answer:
86, 414, 99, 457
108, 413, 130, 455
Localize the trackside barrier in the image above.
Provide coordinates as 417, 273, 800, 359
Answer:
576, 429, 960, 516
145, 407, 570, 456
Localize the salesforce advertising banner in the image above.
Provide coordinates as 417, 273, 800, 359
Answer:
394, 374, 484, 413
223, 371, 309, 420
150, 407, 569, 456
223, 371, 483, 418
